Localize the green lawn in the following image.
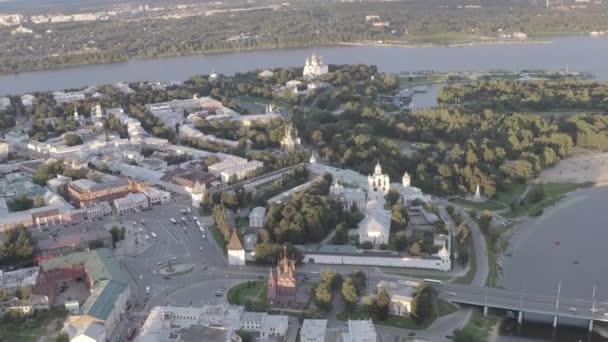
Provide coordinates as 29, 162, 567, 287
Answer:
485, 236, 498, 288
450, 198, 508, 211
337, 297, 457, 330
0, 307, 67, 342
380, 269, 453, 282
495, 182, 527, 206
337, 310, 434, 330
437, 299, 459, 316
453, 309, 497, 341
503, 182, 593, 218
227, 281, 268, 312
452, 239, 477, 285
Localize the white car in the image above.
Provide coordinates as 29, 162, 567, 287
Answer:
568, 307, 577, 312
151, 232, 157, 238
146, 286, 151, 294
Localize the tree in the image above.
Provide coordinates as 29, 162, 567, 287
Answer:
54, 333, 70, 342
376, 288, 390, 321
64, 133, 83, 146
315, 285, 333, 311
411, 285, 435, 323
34, 195, 46, 208
8, 194, 34, 212
0, 225, 34, 267
385, 189, 401, 207
409, 242, 421, 256
235, 330, 253, 342
341, 276, 359, 312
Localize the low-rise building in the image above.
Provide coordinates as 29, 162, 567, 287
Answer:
227, 231, 246, 266
137, 305, 288, 341
300, 319, 328, 342
46, 175, 72, 191
219, 160, 264, 183
113, 192, 149, 213
342, 320, 377, 342
85, 201, 113, 219
34, 226, 113, 257
357, 200, 391, 246
249, 207, 266, 228
40, 248, 131, 339
376, 280, 419, 317
0, 139, 9, 160
141, 187, 171, 206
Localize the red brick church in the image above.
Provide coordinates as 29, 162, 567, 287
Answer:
267, 249, 298, 304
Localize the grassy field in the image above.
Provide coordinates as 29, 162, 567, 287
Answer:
450, 198, 508, 211
452, 239, 477, 285
485, 236, 498, 288
227, 281, 268, 312
437, 299, 459, 316
454, 309, 497, 341
503, 182, 593, 218
0, 307, 67, 342
337, 297, 458, 330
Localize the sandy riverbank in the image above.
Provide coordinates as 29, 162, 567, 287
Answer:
540, 149, 608, 184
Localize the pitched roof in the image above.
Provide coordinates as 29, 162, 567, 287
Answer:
226, 231, 244, 251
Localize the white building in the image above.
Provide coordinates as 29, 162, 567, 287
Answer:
113, 193, 149, 213
46, 175, 72, 191
300, 319, 327, 342
53, 91, 86, 104
368, 162, 390, 202
21, 94, 35, 111
142, 188, 171, 206
342, 320, 377, 342
308, 155, 368, 189
249, 207, 266, 228
357, 200, 391, 246
0, 97, 11, 111
258, 70, 274, 78
136, 305, 288, 341
219, 160, 264, 183
85, 202, 113, 219
376, 280, 419, 317
330, 180, 367, 210
303, 53, 329, 79
0, 139, 9, 160
260, 314, 288, 338
227, 231, 246, 266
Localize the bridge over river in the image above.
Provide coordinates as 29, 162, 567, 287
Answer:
439, 283, 607, 331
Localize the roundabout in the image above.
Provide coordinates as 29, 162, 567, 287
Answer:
157, 262, 194, 277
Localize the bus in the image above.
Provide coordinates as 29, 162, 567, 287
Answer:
423, 278, 443, 285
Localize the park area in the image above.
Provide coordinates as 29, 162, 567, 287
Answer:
227, 281, 268, 312
0, 307, 67, 342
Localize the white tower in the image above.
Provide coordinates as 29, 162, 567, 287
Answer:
402, 172, 411, 188
368, 162, 390, 202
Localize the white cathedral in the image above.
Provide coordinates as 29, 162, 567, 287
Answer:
303, 53, 329, 79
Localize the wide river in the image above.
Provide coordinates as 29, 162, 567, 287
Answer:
0, 35, 608, 96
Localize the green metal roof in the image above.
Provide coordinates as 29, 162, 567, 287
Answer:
39, 248, 130, 322
81, 280, 127, 320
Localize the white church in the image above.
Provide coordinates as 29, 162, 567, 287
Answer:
303, 53, 329, 79
357, 162, 431, 246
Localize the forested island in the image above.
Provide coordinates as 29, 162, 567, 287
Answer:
0, 0, 607, 74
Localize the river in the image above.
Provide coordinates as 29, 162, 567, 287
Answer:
499, 185, 608, 341
1, 35, 608, 96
